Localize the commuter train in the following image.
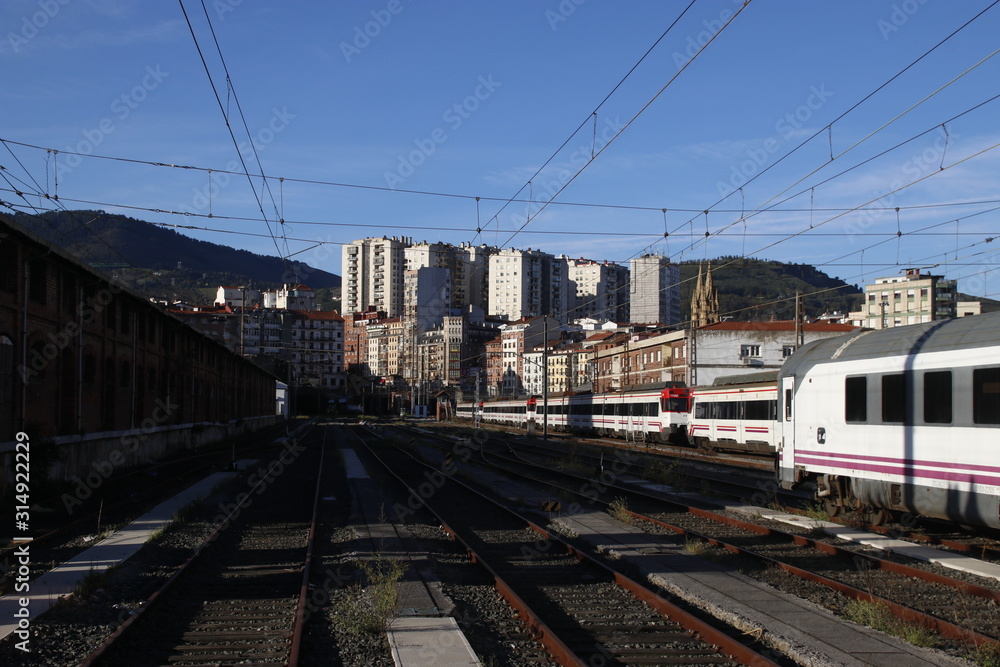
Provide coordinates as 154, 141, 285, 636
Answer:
777, 311, 1000, 529
688, 372, 778, 454
459, 311, 1000, 529
458, 377, 780, 455
456, 383, 692, 444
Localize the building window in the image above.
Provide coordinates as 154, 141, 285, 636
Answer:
82, 352, 96, 384
782, 345, 795, 358
0, 336, 13, 403
740, 344, 760, 357
28, 258, 47, 304
62, 274, 77, 314
0, 242, 16, 292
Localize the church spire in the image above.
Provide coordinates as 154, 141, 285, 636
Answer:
690, 263, 720, 327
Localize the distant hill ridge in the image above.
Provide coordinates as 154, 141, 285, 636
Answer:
678, 257, 863, 321
11, 210, 341, 292
23, 210, 983, 321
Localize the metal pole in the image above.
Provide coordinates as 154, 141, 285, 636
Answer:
240, 286, 245, 356
543, 316, 548, 439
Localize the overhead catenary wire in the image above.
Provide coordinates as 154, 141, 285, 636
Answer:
177, 0, 288, 268
4, 136, 999, 218
0, 3, 996, 337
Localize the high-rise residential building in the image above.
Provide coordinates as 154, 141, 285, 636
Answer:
453, 242, 494, 312
488, 248, 570, 323
342, 236, 410, 317
404, 240, 494, 312
629, 254, 681, 325
566, 257, 629, 322
860, 269, 957, 329
403, 267, 453, 332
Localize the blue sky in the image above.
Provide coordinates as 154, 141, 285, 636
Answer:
3, 0, 1000, 298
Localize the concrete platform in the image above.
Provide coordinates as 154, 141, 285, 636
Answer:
746, 506, 1000, 584
0, 469, 240, 640
553, 508, 972, 667
342, 444, 481, 665
621, 473, 1000, 585
387, 617, 479, 666
344, 453, 452, 617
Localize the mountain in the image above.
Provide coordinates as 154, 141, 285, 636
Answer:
11, 210, 341, 300
678, 257, 864, 321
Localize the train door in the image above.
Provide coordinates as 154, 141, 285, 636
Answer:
778, 376, 796, 485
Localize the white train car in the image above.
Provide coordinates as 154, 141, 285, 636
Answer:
778, 312, 1000, 529
458, 384, 691, 444
541, 386, 689, 444
465, 397, 534, 428
688, 372, 778, 454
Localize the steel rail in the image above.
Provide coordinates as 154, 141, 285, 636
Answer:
79, 426, 319, 666
355, 432, 782, 667
458, 432, 1000, 652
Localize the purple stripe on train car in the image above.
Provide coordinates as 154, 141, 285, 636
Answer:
794, 454, 1000, 486
798, 448, 1000, 475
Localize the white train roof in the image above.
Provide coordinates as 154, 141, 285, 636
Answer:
780, 311, 1000, 377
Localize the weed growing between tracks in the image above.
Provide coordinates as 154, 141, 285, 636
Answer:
968, 641, 1000, 667
607, 497, 634, 525
802, 502, 832, 523
330, 553, 407, 635
644, 458, 685, 487
844, 599, 938, 648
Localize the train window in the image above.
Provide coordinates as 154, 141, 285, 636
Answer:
694, 402, 711, 419
881, 374, 906, 423
973, 367, 1000, 425
784, 389, 792, 420
745, 400, 771, 421
663, 396, 688, 413
845, 376, 867, 423
923, 371, 952, 424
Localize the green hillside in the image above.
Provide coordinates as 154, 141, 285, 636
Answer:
679, 257, 863, 321
11, 209, 341, 302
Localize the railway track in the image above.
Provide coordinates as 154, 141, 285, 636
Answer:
440, 420, 1000, 564
427, 425, 1000, 657
0, 421, 297, 598
80, 425, 323, 666
352, 427, 782, 667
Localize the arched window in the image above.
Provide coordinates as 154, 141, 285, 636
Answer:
0, 335, 13, 403
82, 352, 96, 384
